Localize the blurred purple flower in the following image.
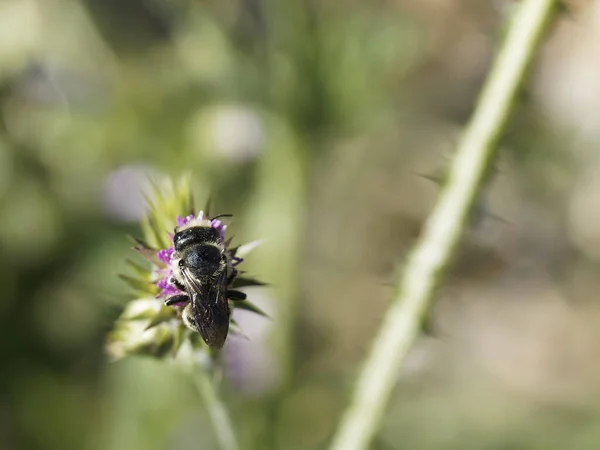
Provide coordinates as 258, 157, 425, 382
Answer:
102, 164, 158, 222
224, 291, 278, 394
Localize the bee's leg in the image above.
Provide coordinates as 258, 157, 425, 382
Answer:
170, 277, 185, 291
165, 294, 190, 306
181, 303, 196, 331
227, 289, 247, 301
226, 267, 238, 285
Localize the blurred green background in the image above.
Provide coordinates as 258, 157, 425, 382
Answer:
3, 0, 600, 449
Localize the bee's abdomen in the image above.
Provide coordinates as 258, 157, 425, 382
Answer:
192, 294, 230, 349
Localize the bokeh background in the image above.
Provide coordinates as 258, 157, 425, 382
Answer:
2, 0, 600, 449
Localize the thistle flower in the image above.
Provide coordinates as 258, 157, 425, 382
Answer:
106, 175, 267, 362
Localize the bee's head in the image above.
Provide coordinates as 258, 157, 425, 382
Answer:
173, 226, 220, 252
181, 244, 223, 277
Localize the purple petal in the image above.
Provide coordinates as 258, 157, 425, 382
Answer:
157, 277, 170, 289
157, 247, 174, 265
156, 275, 181, 298
175, 214, 194, 227
210, 219, 227, 240
161, 285, 180, 297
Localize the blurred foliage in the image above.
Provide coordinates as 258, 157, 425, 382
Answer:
2, 0, 600, 449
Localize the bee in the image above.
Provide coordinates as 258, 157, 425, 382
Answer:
164, 214, 247, 349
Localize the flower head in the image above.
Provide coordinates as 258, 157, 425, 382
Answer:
106, 176, 266, 361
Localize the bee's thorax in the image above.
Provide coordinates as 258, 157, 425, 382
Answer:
182, 244, 223, 277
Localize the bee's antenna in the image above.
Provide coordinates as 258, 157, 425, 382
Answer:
211, 214, 233, 220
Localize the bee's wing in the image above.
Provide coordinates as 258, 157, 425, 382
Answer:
180, 268, 230, 349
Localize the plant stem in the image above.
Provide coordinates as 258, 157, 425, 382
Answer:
194, 370, 239, 450
328, 1, 557, 449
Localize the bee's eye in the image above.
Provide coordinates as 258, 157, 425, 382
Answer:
179, 259, 185, 268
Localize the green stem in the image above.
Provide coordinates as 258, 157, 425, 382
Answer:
194, 370, 239, 450
328, 1, 557, 449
